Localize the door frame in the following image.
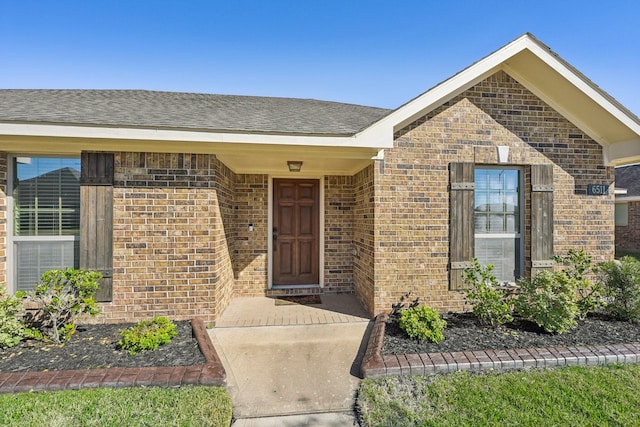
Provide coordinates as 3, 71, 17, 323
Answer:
268, 175, 324, 289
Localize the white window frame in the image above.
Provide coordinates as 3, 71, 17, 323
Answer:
615, 202, 629, 227
474, 166, 524, 283
7, 154, 80, 293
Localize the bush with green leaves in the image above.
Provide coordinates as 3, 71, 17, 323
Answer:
598, 256, 640, 322
22, 268, 102, 343
553, 249, 605, 318
0, 287, 27, 348
463, 259, 514, 327
398, 306, 446, 343
515, 270, 579, 333
118, 317, 178, 355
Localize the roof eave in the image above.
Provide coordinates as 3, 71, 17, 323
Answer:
355, 33, 640, 163
0, 121, 391, 149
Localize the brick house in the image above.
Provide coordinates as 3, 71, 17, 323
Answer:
615, 164, 640, 251
1, 33, 639, 324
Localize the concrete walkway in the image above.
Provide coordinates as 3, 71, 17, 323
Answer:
209, 294, 371, 424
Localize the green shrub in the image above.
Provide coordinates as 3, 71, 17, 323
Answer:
0, 288, 26, 348
24, 269, 102, 343
463, 259, 514, 327
118, 317, 178, 355
515, 270, 579, 333
598, 256, 640, 322
398, 306, 446, 343
553, 249, 605, 318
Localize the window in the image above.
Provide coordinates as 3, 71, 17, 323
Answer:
474, 168, 522, 283
11, 156, 81, 291
615, 203, 629, 226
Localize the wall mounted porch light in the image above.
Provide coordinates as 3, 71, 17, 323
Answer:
287, 161, 303, 172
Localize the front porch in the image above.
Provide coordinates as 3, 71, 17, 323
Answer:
215, 293, 371, 327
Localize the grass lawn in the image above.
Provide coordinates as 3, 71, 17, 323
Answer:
358, 364, 640, 427
0, 385, 232, 427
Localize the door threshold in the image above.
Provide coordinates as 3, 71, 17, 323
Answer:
271, 284, 321, 289
267, 286, 322, 297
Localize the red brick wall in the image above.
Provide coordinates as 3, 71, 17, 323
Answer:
616, 201, 640, 251
372, 70, 614, 315
211, 156, 236, 320
233, 174, 269, 296
353, 165, 376, 314
92, 152, 236, 324
324, 176, 355, 292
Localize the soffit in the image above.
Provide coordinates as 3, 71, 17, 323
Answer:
502, 49, 639, 144
0, 135, 378, 175
356, 34, 640, 165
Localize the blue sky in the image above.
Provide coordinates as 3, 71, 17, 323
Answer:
1, 0, 639, 115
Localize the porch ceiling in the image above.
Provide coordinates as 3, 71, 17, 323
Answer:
0, 134, 379, 175
216, 147, 378, 175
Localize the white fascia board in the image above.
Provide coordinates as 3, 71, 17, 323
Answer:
0, 122, 390, 149
519, 38, 640, 138
616, 196, 640, 203
356, 34, 640, 149
355, 35, 533, 144
605, 138, 640, 166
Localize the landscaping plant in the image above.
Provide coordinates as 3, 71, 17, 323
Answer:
598, 256, 640, 322
463, 259, 513, 327
398, 305, 446, 343
22, 268, 102, 343
118, 316, 178, 354
0, 287, 27, 348
515, 270, 579, 333
553, 249, 605, 318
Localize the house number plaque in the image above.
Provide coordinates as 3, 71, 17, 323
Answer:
587, 184, 609, 195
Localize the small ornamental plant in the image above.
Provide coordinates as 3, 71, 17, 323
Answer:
22, 269, 102, 343
463, 259, 514, 327
0, 287, 27, 348
398, 306, 447, 343
598, 256, 640, 323
553, 249, 605, 319
515, 270, 579, 334
118, 317, 178, 355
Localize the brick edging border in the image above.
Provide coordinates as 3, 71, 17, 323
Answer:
360, 313, 640, 378
0, 318, 226, 394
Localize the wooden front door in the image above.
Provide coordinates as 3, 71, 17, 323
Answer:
273, 179, 320, 285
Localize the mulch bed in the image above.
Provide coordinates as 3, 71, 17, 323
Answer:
383, 312, 640, 355
0, 320, 205, 373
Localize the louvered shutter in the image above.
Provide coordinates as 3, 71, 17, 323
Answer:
80, 152, 114, 302
449, 162, 475, 290
530, 164, 554, 276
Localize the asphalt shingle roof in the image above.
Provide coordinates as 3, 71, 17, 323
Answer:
616, 164, 640, 197
0, 89, 391, 136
